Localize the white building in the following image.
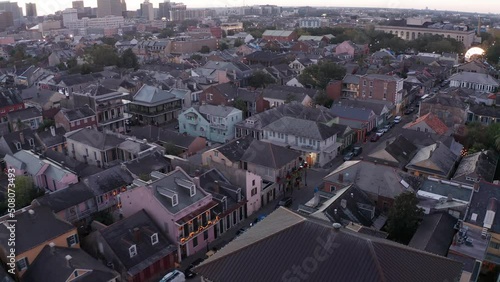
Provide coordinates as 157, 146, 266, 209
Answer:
62, 8, 78, 28
140, 0, 154, 21
449, 72, 499, 93
299, 18, 321, 28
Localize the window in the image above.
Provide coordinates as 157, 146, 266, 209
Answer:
70, 122, 75, 127
369, 91, 372, 98
369, 81, 373, 87
363, 80, 367, 86
15, 142, 21, 150
252, 179, 255, 186
67, 234, 79, 247
204, 231, 208, 240
76, 120, 80, 126
94, 151, 97, 160
17, 257, 28, 271
151, 233, 159, 245
251, 188, 257, 196
129, 245, 137, 257
84, 118, 87, 123
233, 211, 237, 224
91, 116, 95, 121
193, 236, 198, 247
85, 148, 89, 156
383, 91, 387, 99
214, 151, 219, 157
74, 270, 79, 278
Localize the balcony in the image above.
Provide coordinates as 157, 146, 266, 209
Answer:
66, 206, 97, 222
210, 123, 227, 130
97, 102, 124, 112
128, 105, 181, 117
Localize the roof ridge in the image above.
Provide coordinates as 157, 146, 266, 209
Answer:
366, 239, 388, 282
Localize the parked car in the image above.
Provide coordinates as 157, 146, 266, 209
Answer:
376, 130, 385, 137
278, 197, 293, 208
160, 270, 186, 282
343, 152, 354, 161
381, 125, 390, 132
394, 116, 402, 123
370, 135, 380, 142
184, 268, 196, 279
352, 146, 363, 156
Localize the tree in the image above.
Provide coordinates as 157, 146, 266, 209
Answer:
164, 142, 183, 156
100, 37, 118, 46
119, 48, 139, 70
486, 43, 500, 66
298, 62, 346, 89
15, 118, 26, 131
200, 45, 210, 54
157, 28, 175, 39
93, 211, 114, 225
87, 45, 120, 67
284, 93, 296, 104
234, 38, 244, 47
248, 70, 275, 88
385, 192, 424, 244
233, 99, 247, 115
219, 42, 229, 51
37, 119, 55, 133
14, 176, 44, 209
314, 91, 333, 107
190, 54, 202, 61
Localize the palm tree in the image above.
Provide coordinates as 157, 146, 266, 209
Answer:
16, 118, 26, 131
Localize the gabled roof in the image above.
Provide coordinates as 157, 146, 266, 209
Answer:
60, 106, 96, 121
127, 126, 199, 149
195, 104, 241, 118
262, 30, 295, 37
403, 113, 449, 135
0, 206, 75, 255
264, 116, 341, 140
0, 128, 40, 157
22, 246, 119, 282
262, 85, 317, 101
241, 139, 301, 169
335, 99, 390, 115
199, 169, 242, 214
99, 210, 176, 276
5, 150, 74, 182
330, 104, 375, 121
65, 128, 125, 150
452, 150, 498, 184
342, 74, 361, 85
406, 142, 458, 177
467, 181, 500, 233
36, 127, 66, 148
213, 135, 253, 163
35, 182, 94, 213
124, 152, 170, 177
368, 135, 418, 166
83, 165, 134, 195
408, 212, 457, 256
7, 107, 41, 121
57, 73, 96, 86
0, 88, 23, 108
194, 208, 463, 282
449, 72, 499, 86
324, 160, 420, 199
469, 104, 500, 119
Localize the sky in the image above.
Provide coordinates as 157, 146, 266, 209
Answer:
18, 0, 500, 16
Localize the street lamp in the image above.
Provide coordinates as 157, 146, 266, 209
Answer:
300, 161, 308, 187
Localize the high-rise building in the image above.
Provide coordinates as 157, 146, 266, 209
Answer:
169, 2, 186, 21
62, 8, 78, 28
25, 3, 36, 18
97, 0, 122, 18
0, 1, 21, 25
72, 1, 84, 12
121, 0, 126, 12
0, 11, 13, 31
158, 0, 171, 20
140, 0, 154, 21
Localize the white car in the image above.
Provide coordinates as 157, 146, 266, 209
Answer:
394, 116, 402, 124
376, 130, 385, 137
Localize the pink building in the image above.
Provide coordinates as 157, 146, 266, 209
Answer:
4, 150, 78, 191
119, 167, 219, 261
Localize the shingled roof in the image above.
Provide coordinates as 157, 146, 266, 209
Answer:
403, 113, 449, 135
194, 208, 464, 282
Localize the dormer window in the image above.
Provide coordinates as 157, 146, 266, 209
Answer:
172, 194, 178, 206
28, 138, 34, 147
151, 233, 158, 245
129, 245, 137, 258
190, 185, 196, 197
15, 142, 21, 150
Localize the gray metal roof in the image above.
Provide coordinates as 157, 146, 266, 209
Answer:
449, 72, 499, 86
263, 116, 341, 140
196, 104, 241, 118
194, 208, 463, 282
7, 107, 41, 121
132, 85, 179, 106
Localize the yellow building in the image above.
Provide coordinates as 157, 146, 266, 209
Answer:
0, 205, 79, 278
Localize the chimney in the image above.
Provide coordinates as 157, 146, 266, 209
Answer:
192, 176, 200, 187
447, 193, 453, 202
133, 227, 141, 242
65, 255, 73, 268
214, 180, 220, 194
19, 131, 25, 145
50, 126, 56, 137
338, 173, 344, 183
474, 183, 480, 192
332, 223, 342, 231
121, 163, 127, 170
49, 242, 55, 254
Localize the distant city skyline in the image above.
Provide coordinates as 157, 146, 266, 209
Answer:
12, 0, 500, 16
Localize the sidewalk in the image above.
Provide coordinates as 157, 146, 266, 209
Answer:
178, 197, 282, 271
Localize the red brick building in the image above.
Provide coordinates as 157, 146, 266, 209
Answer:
326, 80, 342, 101
290, 41, 317, 53
358, 74, 404, 113
54, 106, 97, 132
0, 88, 24, 123
262, 30, 298, 42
